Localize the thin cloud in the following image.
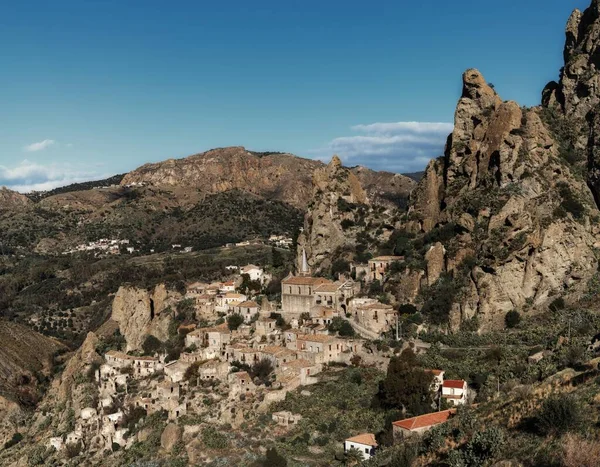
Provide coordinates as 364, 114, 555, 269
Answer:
23, 139, 56, 152
310, 121, 453, 173
0, 160, 106, 193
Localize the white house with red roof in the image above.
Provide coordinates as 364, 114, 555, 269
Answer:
344, 433, 378, 460
441, 379, 468, 405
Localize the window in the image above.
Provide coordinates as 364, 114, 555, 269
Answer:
365, 448, 369, 454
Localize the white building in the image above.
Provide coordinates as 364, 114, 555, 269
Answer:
441, 379, 468, 405
344, 433, 378, 460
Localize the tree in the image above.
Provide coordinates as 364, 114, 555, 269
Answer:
328, 317, 355, 337
227, 313, 244, 331
142, 335, 163, 356
271, 248, 285, 269
251, 358, 274, 385
378, 349, 433, 416
344, 448, 363, 466
505, 310, 521, 328
263, 447, 287, 467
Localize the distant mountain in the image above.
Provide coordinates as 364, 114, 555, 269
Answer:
121, 146, 416, 209
25, 174, 126, 202
402, 171, 426, 182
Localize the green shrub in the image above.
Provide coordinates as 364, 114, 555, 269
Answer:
201, 426, 229, 450
535, 394, 584, 436
142, 335, 163, 355
505, 310, 521, 328
3, 432, 23, 450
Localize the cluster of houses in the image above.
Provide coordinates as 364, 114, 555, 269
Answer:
62, 238, 134, 256
49, 253, 476, 461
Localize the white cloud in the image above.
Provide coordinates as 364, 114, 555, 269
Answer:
0, 160, 106, 193
310, 121, 453, 173
23, 139, 56, 152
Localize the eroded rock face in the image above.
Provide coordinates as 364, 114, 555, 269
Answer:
111, 285, 176, 351
409, 68, 598, 331
296, 156, 368, 273
542, 1, 600, 205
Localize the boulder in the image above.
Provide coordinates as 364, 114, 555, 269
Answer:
161, 423, 182, 452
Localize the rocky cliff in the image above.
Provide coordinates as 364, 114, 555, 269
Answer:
406, 66, 599, 330
542, 0, 600, 207
111, 284, 178, 352
297, 156, 411, 274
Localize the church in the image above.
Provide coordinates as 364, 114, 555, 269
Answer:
281, 250, 358, 317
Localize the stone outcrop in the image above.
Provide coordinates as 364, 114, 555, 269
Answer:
111, 285, 177, 351
542, 0, 600, 206
408, 67, 599, 330
160, 423, 182, 451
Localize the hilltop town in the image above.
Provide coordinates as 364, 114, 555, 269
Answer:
5, 0, 600, 465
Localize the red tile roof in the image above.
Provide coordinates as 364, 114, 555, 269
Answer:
282, 276, 331, 286
345, 433, 378, 447
443, 379, 466, 389
392, 409, 456, 431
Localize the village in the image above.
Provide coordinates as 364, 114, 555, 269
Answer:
46, 251, 471, 462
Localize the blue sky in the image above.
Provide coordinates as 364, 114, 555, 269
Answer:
0, 0, 591, 191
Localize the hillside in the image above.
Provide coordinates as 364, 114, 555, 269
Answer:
0, 319, 66, 404
121, 146, 416, 210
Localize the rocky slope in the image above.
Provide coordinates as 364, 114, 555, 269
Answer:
405, 64, 600, 330
121, 146, 415, 210
0, 188, 32, 209
0, 319, 66, 403
297, 156, 408, 274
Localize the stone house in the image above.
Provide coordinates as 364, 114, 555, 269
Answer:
367, 256, 403, 282
154, 381, 180, 401
272, 411, 302, 427
258, 346, 297, 368
280, 359, 320, 385
220, 281, 236, 293
228, 371, 256, 397
104, 351, 162, 378
164, 360, 191, 383
293, 334, 346, 363
185, 323, 231, 352
299, 322, 329, 335
344, 433, 378, 460
310, 306, 337, 326
216, 293, 247, 308
132, 356, 162, 378
392, 409, 456, 441
441, 380, 468, 405
230, 346, 261, 365
313, 280, 356, 315
198, 360, 229, 381
351, 298, 396, 335
255, 317, 277, 337
233, 301, 260, 323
